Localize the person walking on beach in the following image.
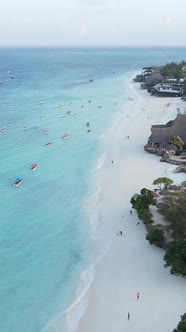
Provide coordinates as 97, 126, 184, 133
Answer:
130, 209, 132, 215
137, 292, 140, 300
127, 312, 130, 320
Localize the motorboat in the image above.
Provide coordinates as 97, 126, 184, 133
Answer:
62, 134, 69, 140
31, 163, 37, 171
13, 177, 22, 187
46, 142, 53, 146
44, 129, 50, 135
1, 127, 7, 132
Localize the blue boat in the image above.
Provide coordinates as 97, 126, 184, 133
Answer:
13, 177, 22, 187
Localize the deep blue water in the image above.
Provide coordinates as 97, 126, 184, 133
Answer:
0, 47, 186, 332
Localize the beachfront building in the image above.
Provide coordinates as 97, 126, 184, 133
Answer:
147, 113, 186, 148
134, 66, 163, 84
149, 83, 184, 97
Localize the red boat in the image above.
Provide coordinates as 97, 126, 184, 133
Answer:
31, 163, 37, 171
62, 133, 69, 140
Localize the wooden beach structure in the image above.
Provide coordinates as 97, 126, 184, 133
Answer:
147, 113, 186, 148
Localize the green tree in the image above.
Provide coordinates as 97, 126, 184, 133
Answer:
140, 188, 154, 205
152, 177, 173, 190
146, 226, 165, 246
138, 208, 153, 224
130, 188, 154, 224
173, 314, 186, 332
161, 62, 185, 80
161, 193, 186, 240
130, 188, 154, 210
164, 240, 186, 277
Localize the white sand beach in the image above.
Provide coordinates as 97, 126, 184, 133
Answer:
77, 77, 186, 332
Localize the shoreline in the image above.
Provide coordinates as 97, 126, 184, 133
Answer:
76, 75, 186, 332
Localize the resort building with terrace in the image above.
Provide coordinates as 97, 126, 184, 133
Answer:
149, 83, 184, 97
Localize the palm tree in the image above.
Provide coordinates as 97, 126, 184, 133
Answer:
171, 135, 184, 150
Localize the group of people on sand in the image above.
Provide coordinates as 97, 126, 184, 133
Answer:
117, 209, 139, 235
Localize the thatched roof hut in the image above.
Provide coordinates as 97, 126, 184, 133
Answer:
145, 73, 164, 86
148, 114, 186, 146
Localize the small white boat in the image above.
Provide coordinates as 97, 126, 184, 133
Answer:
62, 134, 69, 140
31, 163, 37, 171
40, 115, 45, 120
1, 127, 7, 132
46, 142, 53, 147
13, 178, 22, 187
24, 124, 28, 130
44, 129, 50, 135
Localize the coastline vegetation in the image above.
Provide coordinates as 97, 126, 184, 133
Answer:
134, 62, 186, 329
173, 313, 186, 332
152, 177, 173, 190
130, 177, 186, 277
134, 60, 186, 96
161, 61, 186, 80
130, 188, 154, 224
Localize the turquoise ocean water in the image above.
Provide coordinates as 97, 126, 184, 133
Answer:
0, 47, 186, 332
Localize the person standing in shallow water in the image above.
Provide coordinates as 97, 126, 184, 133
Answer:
137, 292, 140, 300
127, 312, 130, 320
